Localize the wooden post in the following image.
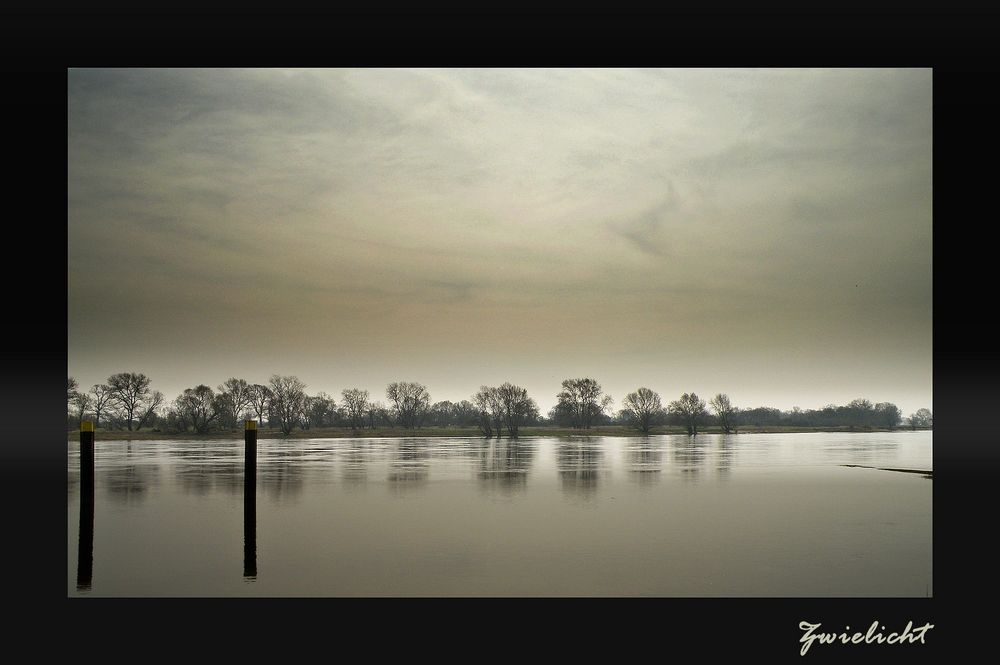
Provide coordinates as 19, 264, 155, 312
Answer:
244, 420, 257, 579
80, 419, 95, 465
244, 419, 258, 483
77, 421, 95, 590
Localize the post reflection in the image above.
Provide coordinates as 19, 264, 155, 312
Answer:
76, 442, 94, 591
477, 438, 535, 496
624, 436, 662, 486
557, 441, 604, 499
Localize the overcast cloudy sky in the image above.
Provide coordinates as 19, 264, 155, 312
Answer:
68, 68, 932, 415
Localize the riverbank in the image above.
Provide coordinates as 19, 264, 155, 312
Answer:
67, 424, 932, 441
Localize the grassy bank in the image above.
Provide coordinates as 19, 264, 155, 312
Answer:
68, 424, 931, 441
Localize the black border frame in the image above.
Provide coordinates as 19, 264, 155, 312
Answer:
4, 5, 997, 660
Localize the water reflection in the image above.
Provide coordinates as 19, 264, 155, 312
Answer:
259, 445, 306, 502
68, 433, 932, 596
164, 443, 242, 496
671, 436, 708, 481
820, 436, 899, 467
623, 437, 662, 487
388, 439, 429, 494
477, 439, 536, 496
101, 463, 160, 504
716, 435, 735, 481
557, 441, 604, 499
340, 441, 371, 490
67, 469, 79, 500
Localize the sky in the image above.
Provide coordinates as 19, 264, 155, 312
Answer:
67, 68, 932, 416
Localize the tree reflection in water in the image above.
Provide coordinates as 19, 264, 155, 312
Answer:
101, 443, 162, 505
340, 440, 372, 490
477, 438, 535, 497
821, 436, 900, 467
671, 436, 708, 482
258, 444, 307, 502
168, 442, 242, 496
716, 434, 735, 481
623, 436, 662, 487
557, 441, 604, 499
387, 438, 429, 495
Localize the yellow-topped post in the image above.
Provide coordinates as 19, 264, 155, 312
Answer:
245, 420, 257, 445
80, 420, 95, 465
244, 419, 258, 473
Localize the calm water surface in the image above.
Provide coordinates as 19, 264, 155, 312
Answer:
67, 432, 931, 596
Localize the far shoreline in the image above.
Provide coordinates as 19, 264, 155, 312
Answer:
67, 424, 933, 442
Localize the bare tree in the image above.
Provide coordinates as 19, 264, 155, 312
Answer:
247, 384, 272, 428
473, 386, 504, 438
670, 392, 707, 435
136, 390, 166, 429
452, 400, 478, 427
135, 390, 164, 430
88, 384, 114, 429
495, 382, 538, 438
164, 406, 191, 433
622, 387, 663, 433
342, 388, 370, 430
68, 377, 79, 404
555, 378, 613, 429
304, 392, 336, 428
269, 375, 307, 435
476, 409, 494, 437
107, 372, 154, 431
386, 381, 431, 429
217, 378, 253, 430
366, 400, 389, 429
72, 391, 92, 426
709, 393, 738, 434
175, 385, 217, 434
429, 400, 455, 427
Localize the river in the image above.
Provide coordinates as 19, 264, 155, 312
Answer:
67, 431, 932, 596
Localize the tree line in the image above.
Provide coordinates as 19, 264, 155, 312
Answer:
612, 393, 931, 434
67, 374, 932, 436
